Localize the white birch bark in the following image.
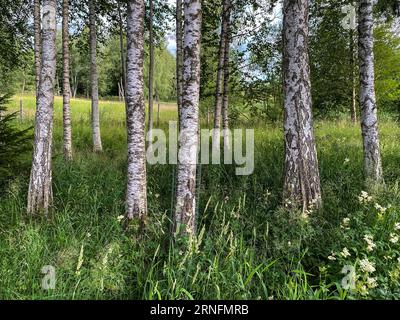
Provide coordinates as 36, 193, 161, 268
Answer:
358, 0, 383, 183
125, 0, 148, 224
88, 0, 103, 152
221, 0, 231, 150
148, 0, 155, 145
174, 0, 202, 236
118, 1, 126, 97
27, 0, 57, 215
34, 0, 41, 95
176, 0, 184, 122
282, 0, 322, 211
350, 28, 357, 124
62, 0, 73, 160
213, 0, 227, 141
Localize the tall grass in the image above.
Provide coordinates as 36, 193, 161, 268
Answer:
0, 95, 399, 299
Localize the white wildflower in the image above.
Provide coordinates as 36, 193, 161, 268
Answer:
390, 233, 399, 244
375, 203, 387, 214
328, 252, 337, 261
363, 234, 376, 252
341, 217, 351, 229
359, 258, 376, 273
366, 277, 378, 289
341, 247, 351, 258
117, 215, 124, 222
358, 191, 373, 204
395, 223, 400, 231
359, 284, 368, 295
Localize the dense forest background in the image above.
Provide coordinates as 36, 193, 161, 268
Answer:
1, 0, 399, 119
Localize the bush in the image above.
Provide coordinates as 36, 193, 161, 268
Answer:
0, 94, 31, 190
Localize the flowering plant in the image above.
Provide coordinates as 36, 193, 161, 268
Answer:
326, 191, 400, 298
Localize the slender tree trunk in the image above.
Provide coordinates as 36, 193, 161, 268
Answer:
212, 0, 228, 150
282, 0, 322, 212
88, 0, 103, 152
148, 0, 155, 144
56, 75, 61, 96
125, 0, 147, 224
62, 0, 73, 160
118, 1, 126, 99
221, 0, 231, 149
350, 28, 357, 124
20, 73, 25, 121
174, 0, 202, 236
27, 0, 57, 215
176, 0, 183, 122
358, 0, 383, 184
73, 74, 78, 98
118, 81, 122, 101
34, 0, 41, 96
156, 92, 160, 127
213, 0, 227, 133
120, 78, 125, 98
20, 99, 23, 122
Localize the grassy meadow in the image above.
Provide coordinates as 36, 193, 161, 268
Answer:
1, 94, 400, 299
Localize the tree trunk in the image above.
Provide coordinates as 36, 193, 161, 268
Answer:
120, 78, 125, 99
125, 0, 147, 224
358, 0, 383, 184
176, 0, 183, 123
148, 0, 155, 143
27, 0, 57, 215
34, 0, 41, 96
118, 1, 126, 99
20, 73, 26, 121
62, 0, 73, 161
156, 92, 160, 127
212, 0, 228, 150
221, 0, 231, 149
20, 99, 23, 122
174, 0, 202, 236
282, 0, 322, 212
71, 68, 78, 98
350, 28, 357, 124
88, 0, 103, 152
213, 0, 227, 132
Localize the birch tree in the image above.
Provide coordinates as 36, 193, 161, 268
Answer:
213, 0, 229, 149
282, 0, 322, 212
34, 0, 41, 95
176, 0, 183, 120
125, 0, 147, 224
213, 0, 227, 138
117, 1, 126, 100
173, 0, 202, 236
88, 0, 103, 152
148, 0, 155, 144
62, 0, 73, 160
221, 0, 231, 149
350, 26, 357, 124
358, 0, 383, 183
27, 0, 57, 215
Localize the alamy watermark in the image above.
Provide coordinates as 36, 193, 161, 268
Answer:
341, 4, 357, 30
146, 121, 254, 176
41, 265, 56, 290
